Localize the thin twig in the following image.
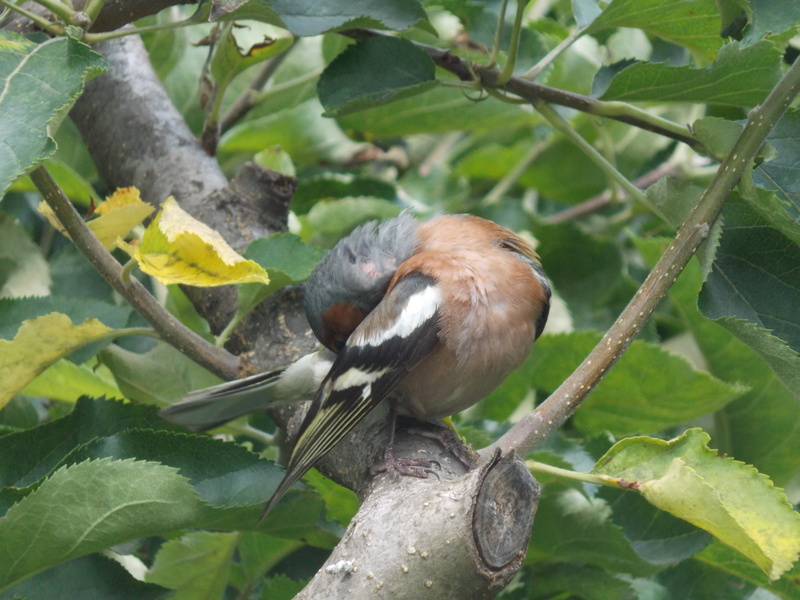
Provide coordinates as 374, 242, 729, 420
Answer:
483, 138, 549, 206
29, 166, 241, 381
532, 99, 665, 218
342, 29, 701, 151
522, 26, 585, 81
485, 56, 800, 459
543, 160, 681, 224
0, 0, 63, 34
220, 39, 296, 133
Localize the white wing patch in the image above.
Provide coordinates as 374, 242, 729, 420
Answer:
332, 366, 389, 391
356, 285, 441, 347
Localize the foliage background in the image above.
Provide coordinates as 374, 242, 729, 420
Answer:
0, 0, 799, 598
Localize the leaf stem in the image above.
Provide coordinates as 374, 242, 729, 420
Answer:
526, 460, 625, 488
483, 138, 549, 206
82, 16, 198, 43
82, 0, 105, 23
0, 0, 64, 34
496, 0, 527, 85
220, 39, 297, 132
29, 166, 241, 381
522, 26, 586, 80
487, 0, 509, 68
26, 0, 74, 24
532, 99, 664, 219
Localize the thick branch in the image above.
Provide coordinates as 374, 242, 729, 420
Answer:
487, 56, 800, 459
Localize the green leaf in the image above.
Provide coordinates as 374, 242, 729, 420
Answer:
525, 332, 745, 435
220, 98, 365, 163
210, 27, 292, 86
0, 458, 203, 592
0, 214, 50, 299
586, 0, 723, 59
599, 41, 783, 107
0, 553, 171, 600
527, 484, 658, 576
0, 32, 106, 197
530, 221, 629, 330
10, 158, 101, 205
645, 177, 704, 228
21, 359, 121, 403
101, 343, 222, 407
146, 531, 238, 600
253, 145, 296, 176
235, 532, 301, 584
694, 540, 800, 599
335, 84, 538, 137
692, 116, 747, 163
529, 563, 640, 600
265, 0, 427, 36
0, 397, 180, 490
698, 197, 800, 391
259, 574, 307, 600
0, 396, 331, 536
593, 429, 800, 581
742, 0, 800, 46
599, 487, 711, 565
637, 237, 800, 486
318, 37, 437, 117
235, 232, 326, 324
303, 469, 358, 525
244, 233, 326, 282
292, 174, 397, 215
657, 556, 785, 600
59, 429, 284, 508
302, 197, 401, 248
753, 108, 800, 226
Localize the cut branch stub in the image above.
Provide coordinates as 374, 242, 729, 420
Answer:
473, 449, 540, 572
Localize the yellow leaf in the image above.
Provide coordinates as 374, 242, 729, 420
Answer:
125, 197, 269, 287
37, 187, 154, 250
0, 313, 115, 409
90, 188, 155, 249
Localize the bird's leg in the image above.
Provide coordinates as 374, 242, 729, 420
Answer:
371, 408, 441, 478
405, 419, 480, 471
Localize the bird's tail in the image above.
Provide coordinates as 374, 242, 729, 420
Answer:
158, 369, 288, 432
159, 349, 335, 432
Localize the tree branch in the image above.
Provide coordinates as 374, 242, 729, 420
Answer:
542, 160, 681, 224
343, 29, 703, 151
485, 55, 800, 460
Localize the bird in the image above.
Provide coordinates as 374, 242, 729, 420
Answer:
160, 212, 551, 520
